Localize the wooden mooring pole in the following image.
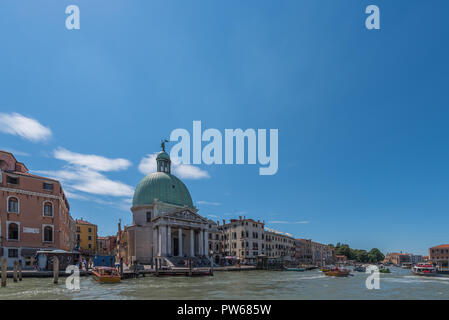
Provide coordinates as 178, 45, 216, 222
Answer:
210, 257, 214, 276
189, 258, 192, 277
155, 258, 159, 277
18, 260, 22, 281
1, 258, 6, 287
13, 260, 18, 282
120, 258, 123, 279
53, 257, 59, 284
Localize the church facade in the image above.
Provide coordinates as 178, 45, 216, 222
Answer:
125, 148, 210, 265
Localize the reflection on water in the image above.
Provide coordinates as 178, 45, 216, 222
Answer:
0, 267, 448, 300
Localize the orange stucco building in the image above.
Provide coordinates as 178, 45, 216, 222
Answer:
0, 150, 75, 268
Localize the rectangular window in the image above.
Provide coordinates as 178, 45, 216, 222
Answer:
43, 183, 53, 191
88, 243, 92, 249
146, 211, 152, 222
8, 249, 18, 258
7, 176, 19, 185
88, 228, 92, 233
88, 236, 92, 241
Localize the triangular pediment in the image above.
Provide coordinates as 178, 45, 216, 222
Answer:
165, 209, 207, 223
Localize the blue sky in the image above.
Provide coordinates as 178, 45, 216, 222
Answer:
0, 0, 448, 255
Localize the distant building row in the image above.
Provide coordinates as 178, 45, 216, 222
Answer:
116, 215, 334, 266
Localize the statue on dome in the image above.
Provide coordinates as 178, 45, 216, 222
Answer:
161, 139, 169, 152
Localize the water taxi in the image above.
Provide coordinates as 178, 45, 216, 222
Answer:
412, 263, 437, 276
92, 267, 121, 283
324, 267, 351, 277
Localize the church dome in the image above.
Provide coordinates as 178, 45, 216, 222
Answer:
132, 146, 193, 208
132, 172, 194, 208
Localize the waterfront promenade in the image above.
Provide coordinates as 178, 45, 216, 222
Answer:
2, 265, 256, 279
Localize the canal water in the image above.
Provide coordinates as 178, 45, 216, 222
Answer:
0, 267, 448, 299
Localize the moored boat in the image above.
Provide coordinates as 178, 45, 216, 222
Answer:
354, 265, 366, 272
284, 267, 305, 272
412, 263, 437, 276
92, 266, 121, 283
378, 266, 390, 273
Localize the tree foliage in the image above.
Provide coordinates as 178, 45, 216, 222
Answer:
333, 243, 384, 263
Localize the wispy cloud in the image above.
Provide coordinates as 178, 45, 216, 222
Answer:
54, 147, 131, 172
0, 113, 52, 142
197, 201, 221, 206
63, 189, 132, 212
0, 147, 30, 157
35, 148, 134, 198
37, 167, 134, 197
138, 153, 209, 179
268, 220, 309, 224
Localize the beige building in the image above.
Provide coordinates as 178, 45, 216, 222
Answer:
295, 239, 313, 265
219, 217, 265, 264
264, 228, 295, 262
429, 244, 449, 269
207, 220, 223, 264
311, 241, 334, 266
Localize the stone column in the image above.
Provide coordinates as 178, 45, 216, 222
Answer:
204, 230, 209, 257
158, 226, 162, 256
190, 229, 194, 256
167, 226, 171, 256
199, 229, 203, 256
178, 228, 183, 257
153, 227, 158, 257
160, 225, 167, 256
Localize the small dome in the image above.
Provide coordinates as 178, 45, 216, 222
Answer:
132, 172, 194, 208
156, 151, 170, 161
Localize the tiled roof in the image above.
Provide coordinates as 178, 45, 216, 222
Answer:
431, 244, 449, 249
76, 219, 96, 226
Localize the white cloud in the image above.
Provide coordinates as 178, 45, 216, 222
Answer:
63, 189, 132, 212
36, 167, 134, 197
138, 153, 210, 179
197, 201, 221, 206
54, 147, 131, 172
0, 113, 52, 142
35, 148, 134, 198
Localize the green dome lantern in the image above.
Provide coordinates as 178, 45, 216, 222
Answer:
132, 146, 194, 208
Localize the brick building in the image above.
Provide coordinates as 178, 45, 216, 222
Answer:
0, 150, 74, 268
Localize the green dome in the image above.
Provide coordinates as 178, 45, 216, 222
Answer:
132, 172, 194, 208
156, 151, 170, 160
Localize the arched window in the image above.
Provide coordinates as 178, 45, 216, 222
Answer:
8, 223, 19, 240
43, 226, 53, 242
43, 202, 53, 217
8, 197, 19, 213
